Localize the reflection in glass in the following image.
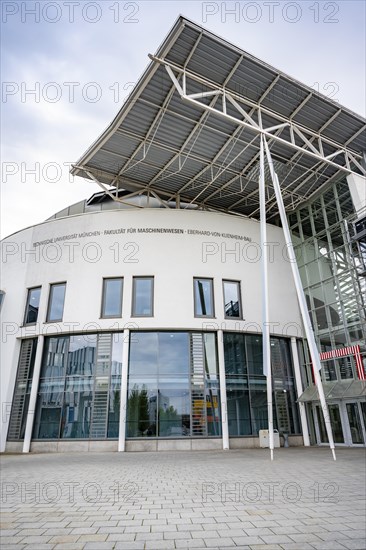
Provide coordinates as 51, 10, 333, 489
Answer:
102, 278, 123, 318
24, 287, 41, 324
223, 281, 241, 318
132, 277, 153, 316
346, 403, 364, 444
61, 391, 92, 438
33, 333, 122, 440
127, 332, 220, 438
47, 283, 66, 322
127, 380, 157, 437
194, 278, 214, 317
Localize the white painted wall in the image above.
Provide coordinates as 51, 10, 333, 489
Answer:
0, 208, 304, 451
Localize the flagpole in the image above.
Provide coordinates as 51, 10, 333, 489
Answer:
259, 135, 274, 460
263, 137, 336, 461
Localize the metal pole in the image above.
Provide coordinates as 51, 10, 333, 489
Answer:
217, 330, 230, 450
259, 136, 274, 461
118, 329, 130, 452
263, 138, 336, 460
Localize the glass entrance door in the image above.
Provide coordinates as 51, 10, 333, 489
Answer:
345, 402, 365, 445
314, 404, 344, 444
312, 401, 366, 446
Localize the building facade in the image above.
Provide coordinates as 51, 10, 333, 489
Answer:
1, 16, 365, 452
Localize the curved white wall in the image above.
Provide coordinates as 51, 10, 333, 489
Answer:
1, 208, 304, 450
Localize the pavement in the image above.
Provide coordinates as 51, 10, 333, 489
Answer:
1, 447, 365, 550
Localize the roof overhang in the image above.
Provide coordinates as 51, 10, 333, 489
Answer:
72, 16, 366, 221
298, 380, 366, 402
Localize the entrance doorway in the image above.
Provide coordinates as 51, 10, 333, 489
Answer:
312, 401, 366, 446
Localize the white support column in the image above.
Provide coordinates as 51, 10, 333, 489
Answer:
23, 335, 44, 453
290, 337, 310, 446
118, 329, 130, 452
264, 138, 336, 460
259, 136, 274, 461
217, 329, 229, 450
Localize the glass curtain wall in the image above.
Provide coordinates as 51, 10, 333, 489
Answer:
126, 332, 221, 438
32, 333, 122, 439
224, 333, 300, 436
289, 179, 366, 384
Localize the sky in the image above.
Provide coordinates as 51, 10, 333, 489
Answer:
1, 0, 365, 238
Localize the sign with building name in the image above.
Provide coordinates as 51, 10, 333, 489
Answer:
33, 227, 252, 247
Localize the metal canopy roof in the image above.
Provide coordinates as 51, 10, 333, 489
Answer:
72, 16, 366, 221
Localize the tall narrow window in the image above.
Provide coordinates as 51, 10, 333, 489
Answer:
101, 278, 123, 318
194, 278, 214, 317
47, 283, 66, 322
24, 287, 41, 325
223, 280, 242, 318
132, 277, 154, 316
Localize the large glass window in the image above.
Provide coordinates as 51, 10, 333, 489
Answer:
46, 283, 66, 322
127, 332, 220, 438
194, 278, 214, 317
223, 280, 242, 318
132, 277, 154, 316
224, 333, 300, 436
101, 278, 123, 318
24, 287, 41, 325
32, 333, 123, 439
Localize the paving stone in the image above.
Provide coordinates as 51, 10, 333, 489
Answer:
1, 448, 365, 550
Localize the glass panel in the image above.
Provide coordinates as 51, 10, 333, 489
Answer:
108, 334, 123, 437
67, 335, 97, 376
127, 379, 157, 437
102, 278, 123, 318
61, 390, 93, 438
24, 287, 41, 324
33, 334, 123, 440
206, 382, 221, 436
226, 381, 251, 435
224, 333, 247, 376
249, 378, 267, 434
317, 404, 345, 444
129, 332, 158, 377
132, 277, 153, 316
315, 405, 328, 443
194, 278, 214, 317
223, 281, 241, 318
246, 335, 263, 376
158, 333, 189, 376
47, 283, 66, 322
204, 333, 218, 379
157, 381, 190, 437
346, 403, 364, 444
329, 404, 344, 443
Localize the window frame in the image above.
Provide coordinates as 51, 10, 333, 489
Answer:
46, 282, 66, 323
101, 277, 123, 318
131, 276, 154, 317
23, 286, 42, 325
193, 277, 215, 318
222, 279, 242, 319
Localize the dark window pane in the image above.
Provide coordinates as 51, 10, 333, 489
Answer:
246, 335, 263, 376
47, 283, 66, 322
24, 287, 41, 324
132, 277, 153, 316
194, 278, 214, 317
102, 278, 123, 318
223, 281, 241, 318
